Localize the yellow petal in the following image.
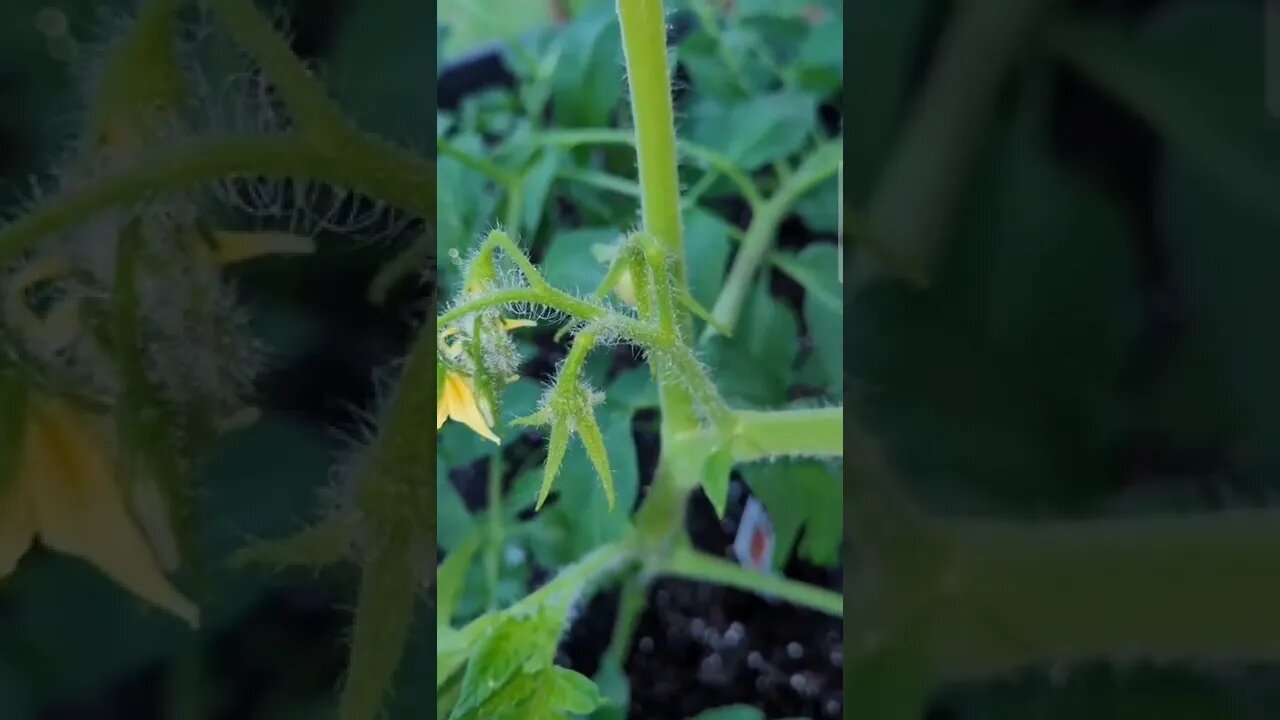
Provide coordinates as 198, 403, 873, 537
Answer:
211, 231, 315, 266
24, 398, 200, 627
443, 373, 499, 444
502, 318, 536, 332
130, 473, 180, 572
0, 473, 36, 580
436, 384, 452, 430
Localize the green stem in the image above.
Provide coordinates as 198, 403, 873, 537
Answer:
702, 141, 842, 342
477, 228, 547, 289
731, 407, 843, 462
863, 0, 1050, 285
921, 509, 1280, 681
663, 546, 842, 617
485, 448, 504, 611
0, 135, 434, 266
618, 0, 684, 265
208, 0, 351, 141
437, 287, 602, 327
556, 166, 641, 199
439, 137, 517, 186
532, 128, 763, 208
602, 574, 647, 666
618, 0, 702, 437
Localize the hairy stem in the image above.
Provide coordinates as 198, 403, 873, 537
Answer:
731, 407, 843, 462
208, 0, 351, 141
703, 140, 842, 342
664, 546, 843, 617
862, 0, 1051, 285
0, 136, 434, 266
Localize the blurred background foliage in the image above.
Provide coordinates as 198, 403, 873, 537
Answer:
849, 0, 1280, 717
0, 0, 430, 717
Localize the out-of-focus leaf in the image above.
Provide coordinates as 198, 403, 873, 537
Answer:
541, 227, 618, 294
688, 704, 765, 720
794, 243, 843, 395
1139, 2, 1280, 485
686, 91, 818, 171
706, 278, 799, 406
742, 460, 841, 568
328, 0, 432, 149
550, 8, 623, 128
848, 85, 1140, 512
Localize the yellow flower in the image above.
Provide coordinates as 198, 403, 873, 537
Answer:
435, 318, 534, 443
0, 395, 200, 627
436, 369, 500, 444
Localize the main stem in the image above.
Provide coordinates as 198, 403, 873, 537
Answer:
617, 0, 699, 435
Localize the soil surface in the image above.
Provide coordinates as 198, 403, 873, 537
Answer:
559, 476, 844, 720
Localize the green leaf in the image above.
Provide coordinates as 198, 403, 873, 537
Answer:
551, 8, 624, 128
677, 29, 752, 101
605, 367, 659, 412
706, 278, 799, 406
468, 664, 605, 720
438, 0, 552, 60
438, 457, 475, 554
328, 0, 432, 148
540, 665, 606, 714
847, 82, 1140, 510
684, 208, 733, 321
541, 227, 619, 293
700, 445, 735, 519
688, 705, 766, 720
792, 16, 843, 96
500, 379, 544, 443
847, 0, 932, 197
794, 173, 839, 233
795, 243, 843, 395
742, 461, 841, 568
687, 91, 818, 171
437, 533, 483, 627
521, 149, 564, 235
450, 606, 563, 719
438, 132, 501, 291
1133, 1, 1280, 481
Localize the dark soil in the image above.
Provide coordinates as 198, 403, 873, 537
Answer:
629, 481, 843, 720
556, 466, 844, 720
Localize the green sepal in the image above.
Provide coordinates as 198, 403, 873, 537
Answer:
85, 0, 187, 152
575, 403, 616, 511
229, 512, 357, 570
534, 417, 571, 511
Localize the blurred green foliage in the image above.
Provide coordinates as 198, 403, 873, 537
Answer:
849, 0, 1280, 717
